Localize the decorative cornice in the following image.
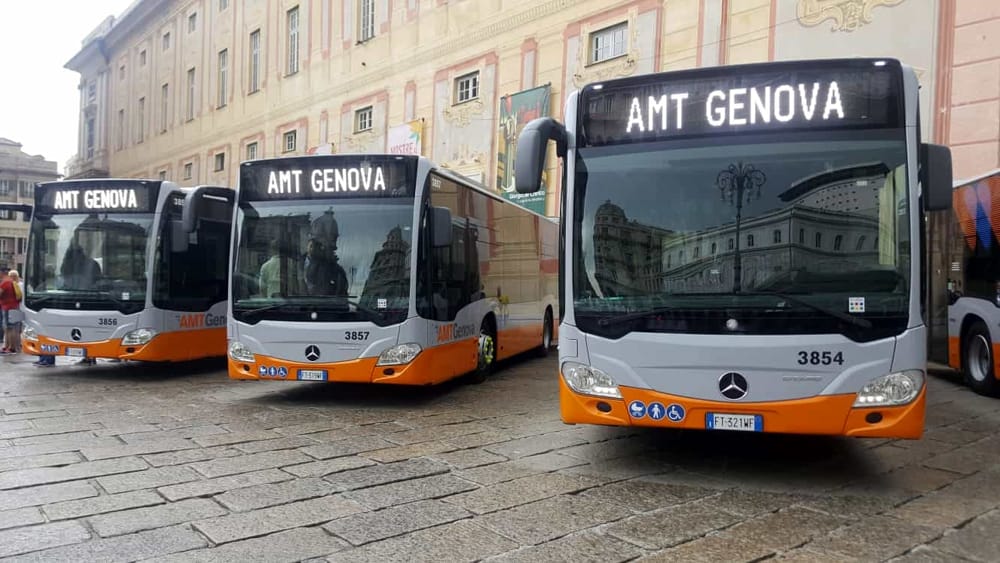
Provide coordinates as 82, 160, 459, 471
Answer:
796, 0, 905, 32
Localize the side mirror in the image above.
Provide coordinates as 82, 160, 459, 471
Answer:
170, 220, 189, 253
182, 185, 235, 234
431, 206, 452, 248
514, 117, 568, 195
921, 143, 953, 211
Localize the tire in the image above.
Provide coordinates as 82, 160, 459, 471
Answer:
468, 320, 497, 384
536, 308, 554, 357
962, 321, 1000, 397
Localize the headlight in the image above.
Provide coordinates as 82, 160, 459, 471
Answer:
377, 343, 422, 366
122, 328, 157, 346
22, 326, 37, 341
229, 341, 255, 363
854, 370, 924, 407
562, 362, 622, 399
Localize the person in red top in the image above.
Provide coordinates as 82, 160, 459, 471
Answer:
0, 266, 21, 354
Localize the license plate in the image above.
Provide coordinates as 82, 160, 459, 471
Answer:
706, 413, 763, 432
66, 348, 87, 358
297, 369, 327, 381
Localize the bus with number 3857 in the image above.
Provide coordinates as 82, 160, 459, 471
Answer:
515, 58, 952, 438
226, 154, 557, 385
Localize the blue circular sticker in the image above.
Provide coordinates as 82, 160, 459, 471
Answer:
628, 400, 647, 419
647, 402, 666, 421
666, 403, 686, 422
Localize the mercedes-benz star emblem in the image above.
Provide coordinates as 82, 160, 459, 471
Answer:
71, 328, 82, 342
718, 372, 749, 400
305, 345, 321, 362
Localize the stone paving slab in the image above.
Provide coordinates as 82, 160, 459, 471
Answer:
323, 499, 471, 545
1, 356, 999, 561
43, 490, 165, 521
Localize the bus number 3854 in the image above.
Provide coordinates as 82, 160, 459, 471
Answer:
797, 351, 844, 366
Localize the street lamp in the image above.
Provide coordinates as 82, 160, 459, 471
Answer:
717, 162, 766, 292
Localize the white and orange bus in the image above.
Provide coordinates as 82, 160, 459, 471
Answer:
945, 169, 1000, 397
19, 179, 234, 362
516, 58, 952, 438
226, 154, 557, 385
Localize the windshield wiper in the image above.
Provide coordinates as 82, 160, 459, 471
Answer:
597, 306, 681, 327
235, 302, 292, 319
594, 291, 872, 331
736, 291, 872, 329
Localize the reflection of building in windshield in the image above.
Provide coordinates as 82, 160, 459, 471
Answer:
362, 226, 411, 303
592, 165, 900, 296
592, 200, 675, 297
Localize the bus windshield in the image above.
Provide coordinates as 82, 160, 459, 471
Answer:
25, 213, 153, 314
574, 130, 910, 340
232, 198, 414, 325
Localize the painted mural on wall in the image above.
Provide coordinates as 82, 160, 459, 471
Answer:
496, 85, 551, 215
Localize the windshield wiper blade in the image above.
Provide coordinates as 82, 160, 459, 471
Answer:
738, 291, 872, 329
236, 302, 291, 319
597, 306, 681, 327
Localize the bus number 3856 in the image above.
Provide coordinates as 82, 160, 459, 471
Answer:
797, 351, 844, 366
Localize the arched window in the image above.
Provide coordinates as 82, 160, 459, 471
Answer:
834, 235, 843, 251
773, 230, 782, 244
728, 238, 734, 250
711, 242, 717, 255
747, 234, 755, 247
815, 233, 822, 248
856, 236, 866, 251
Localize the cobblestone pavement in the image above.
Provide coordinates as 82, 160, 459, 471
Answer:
1, 352, 998, 562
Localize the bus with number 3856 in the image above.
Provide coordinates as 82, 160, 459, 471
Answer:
515, 58, 952, 438
18, 179, 234, 363
226, 154, 557, 385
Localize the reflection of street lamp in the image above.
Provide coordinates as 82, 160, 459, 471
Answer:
717, 162, 766, 292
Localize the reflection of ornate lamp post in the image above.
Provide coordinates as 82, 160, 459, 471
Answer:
717, 162, 766, 292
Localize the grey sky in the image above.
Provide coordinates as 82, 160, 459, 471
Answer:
0, 0, 134, 174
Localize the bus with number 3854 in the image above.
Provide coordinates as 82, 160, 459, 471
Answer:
18, 179, 234, 363
227, 154, 557, 385
515, 58, 952, 438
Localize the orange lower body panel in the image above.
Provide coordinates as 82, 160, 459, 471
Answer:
228, 338, 479, 385
24, 328, 226, 362
558, 376, 926, 439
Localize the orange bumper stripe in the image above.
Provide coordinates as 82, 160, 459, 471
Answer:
228, 338, 479, 385
559, 376, 925, 439
25, 328, 225, 362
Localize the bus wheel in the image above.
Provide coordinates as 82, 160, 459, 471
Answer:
469, 322, 496, 384
537, 309, 553, 357
963, 321, 1000, 397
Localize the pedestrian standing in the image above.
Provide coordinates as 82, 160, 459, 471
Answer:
0, 267, 19, 354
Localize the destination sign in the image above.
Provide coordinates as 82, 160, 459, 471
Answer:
580, 60, 902, 146
240, 156, 416, 201
35, 181, 158, 215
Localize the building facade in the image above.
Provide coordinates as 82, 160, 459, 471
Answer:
65, 0, 999, 215
0, 138, 59, 272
